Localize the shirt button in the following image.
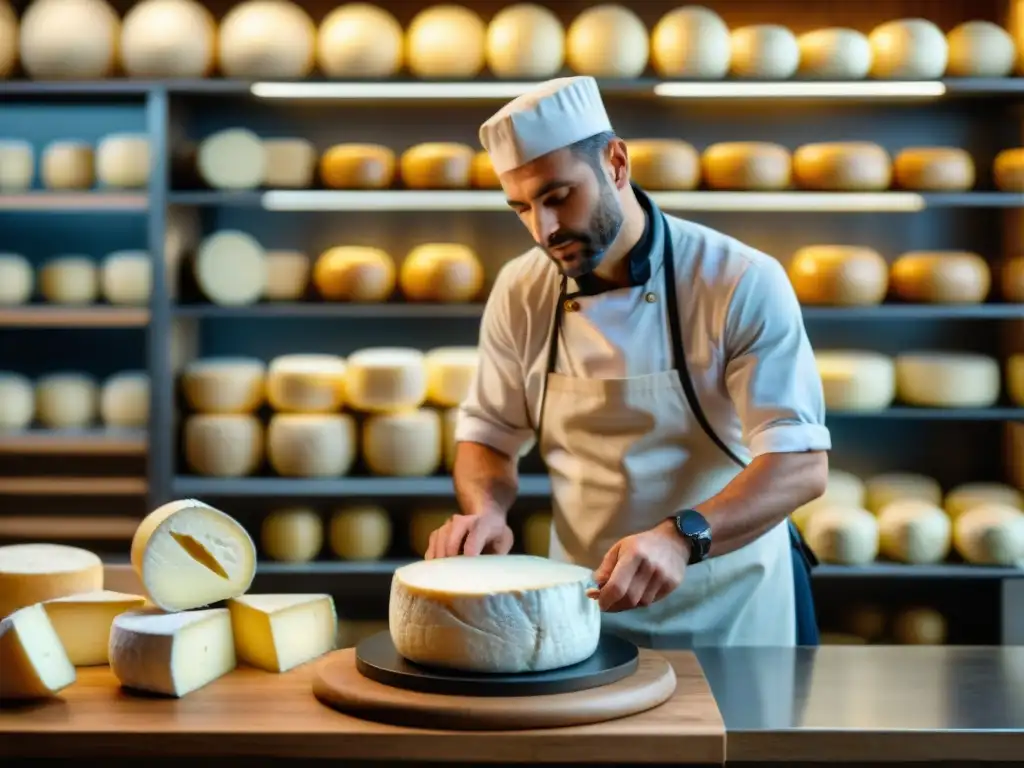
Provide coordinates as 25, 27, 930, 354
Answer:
564, 299, 580, 312
645, 292, 657, 303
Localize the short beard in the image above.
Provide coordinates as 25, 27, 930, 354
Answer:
543, 179, 624, 278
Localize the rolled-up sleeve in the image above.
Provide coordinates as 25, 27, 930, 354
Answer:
722, 256, 832, 458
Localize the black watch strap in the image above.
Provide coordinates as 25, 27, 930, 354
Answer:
673, 509, 712, 565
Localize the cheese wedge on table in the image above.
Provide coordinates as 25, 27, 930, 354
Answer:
0, 543, 104, 619
228, 593, 337, 672
0, 603, 76, 701
43, 590, 147, 666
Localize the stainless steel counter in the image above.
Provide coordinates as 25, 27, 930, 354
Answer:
696, 646, 1024, 762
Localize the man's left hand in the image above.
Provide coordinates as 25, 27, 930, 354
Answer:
590, 520, 691, 613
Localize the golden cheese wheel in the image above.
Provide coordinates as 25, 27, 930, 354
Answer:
889, 251, 991, 304
470, 151, 500, 189
408, 508, 455, 556
399, 243, 484, 302
627, 139, 700, 191
945, 21, 1015, 77
797, 28, 872, 79
406, 4, 486, 79
565, 4, 649, 78
867, 18, 948, 79
313, 246, 396, 302
953, 504, 1024, 565
320, 144, 395, 189
1002, 257, 1024, 302
792, 142, 892, 191
893, 147, 975, 191
649, 5, 730, 79
316, 3, 403, 78
787, 245, 888, 306
945, 482, 1024, 521
261, 507, 323, 562
993, 148, 1024, 192
485, 3, 564, 78
400, 143, 474, 189
891, 607, 947, 645
328, 506, 392, 560
701, 142, 791, 191
729, 24, 800, 79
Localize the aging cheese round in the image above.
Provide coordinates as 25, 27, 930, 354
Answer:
891, 607, 947, 645
425, 346, 479, 408
183, 414, 264, 476
217, 0, 316, 78
864, 472, 942, 515
803, 506, 879, 565
889, 251, 991, 304
814, 351, 896, 411
650, 6, 730, 79
261, 507, 323, 562
320, 144, 396, 189
399, 243, 485, 303
486, 3, 565, 79
841, 603, 886, 642
267, 414, 357, 477
895, 352, 1000, 408
181, 357, 266, 414
893, 148, 975, 191
344, 347, 427, 413
946, 21, 1015, 77
406, 4, 486, 79
0, 543, 104, 620
944, 483, 1024, 521
1002, 258, 1024, 302
100, 372, 149, 428
470, 151, 500, 189
1009, 355, 1024, 407
729, 25, 800, 80
797, 28, 872, 79
792, 142, 892, 191
39, 256, 98, 305
952, 504, 1024, 566
408, 508, 454, 556
317, 3, 403, 78
197, 128, 266, 191
96, 134, 150, 189
0, 254, 33, 305
329, 506, 393, 560
266, 353, 347, 413
993, 148, 1024, 192
791, 469, 866, 533
400, 143, 475, 189
787, 246, 888, 306
120, 0, 217, 78
36, 373, 98, 428
41, 142, 94, 190
389, 555, 601, 673
0, 1, 15, 77
701, 143, 792, 190
362, 408, 442, 476
0, 373, 34, 430
101, 250, 151, 305
262, 139, 316, 189
264, 251, 310, 301
19, 0, 120, 80
0, 141, 33, 191
566, 5, 649, 79
313, 246, 396, 302
627, 139, 701, 191
194, 230, 267, 306
876, 499, 951, 565
523, 511, 553, 556
868, 19, 948, 79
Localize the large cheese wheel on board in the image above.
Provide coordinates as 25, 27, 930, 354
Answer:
470, 152, 500, 189
265, 353, 347, 413
406, 5, 486, 79
650, 6, 730, 79
317, 3, 403, 78
362, 409, 442, 477
791, 469, 865, 534
803, 506, 879, 566
893, 148, 975, 192
891, 607, 947, 645
0, 1, 16, 77
868, 19, 948, 79
486, 3, 564, 79
952, 504, 1024, 566
329, 506, 392, 560
864, 472, 942, 515
41, 142, 94, 190
792, 143, 892, 191
944, 483, 1023, 521
1008, 354, 1024, 407
815, 351, 896, 411
194, 230, 267, 306
101, 250, 151, 305
36, 373, 98, 429
945, 21, 1015, 78
400, 143, 474, 189
895, 352, 1000, 408
399, 243, 485, 303
19, 0, 120, 80
425, 346, 479, 408
264, 250, 310, 301
267, 414, 357, 477
217, 0, 316, 78
729, 25, 800, 80
701, 143, 791, 191
0, 373, 34, 431
993, 149, 1024, 193
0, 543, 104, 620
261, 507, 323, 562
797, 28, 872, 79
876, 500, 951, 565
0, 254, 33, 305
197, 129, 265, 191
40, 256, 98, 304
343, 347, 427, 413
313, 246, 396, 302
120, 0, 217, 78
96, 134, 150, 189
100, 372, 149, 428
180, 357, 266, 414
1001, 258, 1024, 302
627, 140, 701, 191
889, 251, 991, 304
787, 246, 888, 306
408, 508, 454, 556
0, 140, 33, 191
183, 414, 264, 477
263, 139, 316, 189
320, 144, 396, 190
566, 5, 648, 79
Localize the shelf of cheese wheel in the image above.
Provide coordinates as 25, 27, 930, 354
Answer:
823, 604, 951, 645
0, 133, 150, 195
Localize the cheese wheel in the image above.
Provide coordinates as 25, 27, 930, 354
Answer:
876, 500, 951, 564
19, 0, 119, 79
797, 28, 872, 79
400, 143, 474, 189
730, 25, 800, 79
889, 251, 991, 304
406, 4, 486, 78
522, 511, 552, 556
101, 250, 151, 305
317, 3, 403, 78
787, 246, 888, 306
313, 246, 396, 302
100, 372, 149, 428
946, 21, 1015, 77
94, 134, 150, 189
442, 407, 458, 471
893, 148, 975, 191
262, 138, 316, 189
895, 353, 1000, 408
566, 5, 649, 78
864, 472, 942, 515
329, 506, 392, 560
0, 1, 15, 78
261, 507, 323, 562
0, 140, 33, 191
197, 129, 265, 191
263, 250, 309, 301
218, 0, 315, 78
266, 354, 347, 413
39, 256, 98, 305
701, 143, 791, 191
425, 346, 479, 408
267, 414, 357, 477
0, 253, 33, 305
868, 19, 948, 79
792, 143, 892, 191
409, 508, 453, 556
944, 483, 1024, 521
952, 504, 1024, 565
0, 543, 104, 620
389, 555, 600, 673
993, 148, 1024, 193
194, 230, 267, 306
815, 351, 896, 411
627, 139, 701, 191
891, 607, 947, 645
319, 144, 396, 189
36, 373, 98, 428
400, 243, 485, 303
470, 151, 500, 189
650, 6, 730, 79
344, 347, 427, 413
183, 414, 264, 476
0, 373, 34, 431
841, 603, 886, 642
41, 142, 94, 190
120, 0, 217, 77
486, 3, 564, 79
0, 603, 77, 699
792, 469, 866, 534
362, 409, 442, 476
180, 357, 266, 414
1009, 355, 1024, 407
1002, 258, 1024, 302
803, 506, 879, 565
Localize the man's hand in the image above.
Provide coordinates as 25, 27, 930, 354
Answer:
425, 512, 514, 559
591, 520, 691, 612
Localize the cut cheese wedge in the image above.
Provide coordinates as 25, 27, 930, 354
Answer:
43, 590, 147, 666
227, 593, 337, 673
0, 543, 104, 620
131, 499, 257, 612
0, 603, 76, 701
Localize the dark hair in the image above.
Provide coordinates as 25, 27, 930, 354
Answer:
568, 130, 617, 175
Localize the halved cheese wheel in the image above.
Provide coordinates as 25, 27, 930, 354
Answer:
217, 0, 316, 78
993, 148, 1024, 192
470, 152, 500, 189
316, 3, 403, 78
1009, 355, 1024, 407
400, 143, 475, 189
792, 142, 892, 191
797, 28, 872, 79
262, 138, 316, 189
702, 143, 791, 190
565, 5, 649, 79
485, 3, 564, 79
406, 4, 486, 78
197, 129, 265, 190
1001, 258, 1024, 302
893, 148, 975, 191
787, 245, 888, 306
627, 140, 701, 190
193, 231, 267, 306
729, 24, 799, 79
895, 352, 1000, 408
868, 18, 948, 79
399, 243, 484, 303
320, 144, 396, 189
945, 21, 1015, 77
889, 251, 991, 304
313, 246, 396, 302
650, 6, 730, 79
815, 351, 896, 411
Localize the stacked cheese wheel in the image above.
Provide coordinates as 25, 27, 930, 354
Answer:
0, 134, 150, 191
0, 251, 152, 307
0, 370, 148, 430
258, 505, 394, 563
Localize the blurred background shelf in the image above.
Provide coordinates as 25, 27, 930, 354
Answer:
0, 429, 147, 455
171, 475, 554, 499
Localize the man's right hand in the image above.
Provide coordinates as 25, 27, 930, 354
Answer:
424, 512, 514, 559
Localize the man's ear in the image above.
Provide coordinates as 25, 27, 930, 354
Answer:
606, 138, 630, 190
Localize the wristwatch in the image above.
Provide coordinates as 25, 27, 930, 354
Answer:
672, 509, 712, 565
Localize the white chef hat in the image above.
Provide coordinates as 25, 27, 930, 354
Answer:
479, 76, 613, 176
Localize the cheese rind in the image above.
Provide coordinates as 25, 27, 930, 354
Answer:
267, 414, 357, 477
485, 3, 564, 79
0, 603, 76, 700
889, 251, 991, 304
895, 352, 1000, 408
362, 409, 442, 477
319, 144, 395, 189
390, 555, 601, 673
0, 543, 104, 619
797, 28, 872, 79
787, 245, 888, 306
43, 590, 147, 665
627, 139, 701, 191
893, 147, 975, 191
650, 6, 730, 79
181, 357, 266, 414
399, 243, 485, 303
183, 414, 264, 476
868, 18, 948, 79
266, 353, 347, 413
792, 142, 892, 191
406, 5, 485, 78
400, 143, 475, 189
313, 246, 396, 302
702, 142, 791, 190
946, 21, 1015, 77
228, 593, 337, 673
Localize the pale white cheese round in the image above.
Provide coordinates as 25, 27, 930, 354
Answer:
486, 3, 564, 78
876, 499, 952, 564
406, 4, 486, 78
952, 504, 1024, 566
566, 5, 649, 78
424, 346, 479, 408
0, 372, 34, 431
266, 354, 347, 413
183, 414, 264, 476
650, 5, 730, 79
41, 142, 94, 190
19, 0, 119, 80
815, 350, 896, 411
266, 414, 357, 478
0, 141, 33, 191
100, 371, 149, 428
260, 507, 323, 563
101, 250, 152, 305
120, 0, 217, 78
217, 0, 316, 78
0, 253, 33, 305
329, 506, 392, 560
317, 3, 403, 78
96, 134, 150, 189
895, 352, 1000, 409
180, 357, 266, 414
344, 347, 427, 413
40, 256, 98, 305
729, 24, 800, 79
804, 506, 879, 566
36, 373, 98, 428
362, 409, 442, 477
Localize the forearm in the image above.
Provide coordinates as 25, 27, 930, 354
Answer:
452, 440, 519, 520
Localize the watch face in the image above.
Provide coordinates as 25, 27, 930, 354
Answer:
679, 510, 709, 538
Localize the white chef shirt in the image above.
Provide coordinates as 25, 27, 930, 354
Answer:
455, 208, 832, 463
